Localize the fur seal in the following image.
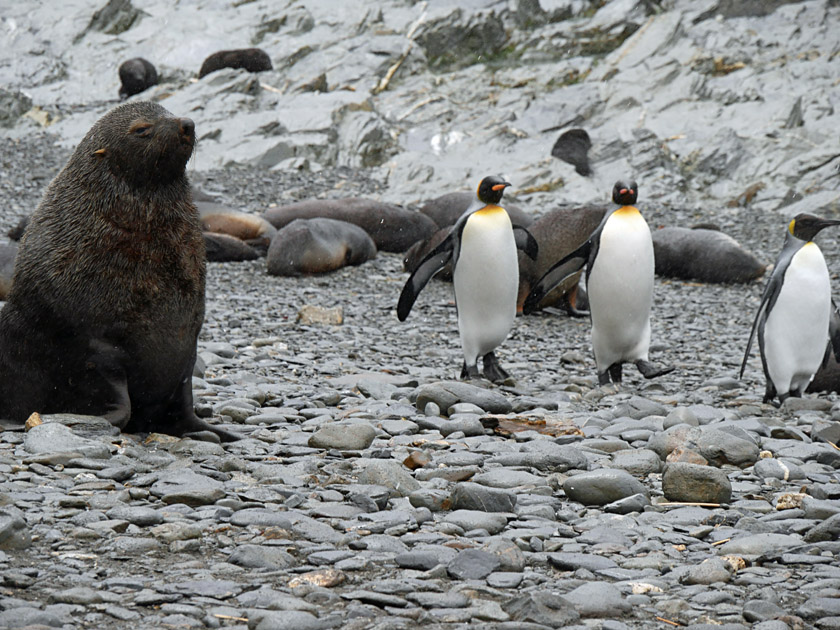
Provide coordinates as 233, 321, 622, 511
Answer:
7, 216, 28, 241
197, 201, 277, 252
652, 226, 767, 284
0, 101, 238, 442
204, 233, 260, 262
198, 48, 273, 79
118, 58, 158, 99
0, 242, 18, 300
266, 217, 377, 276
518, 204, 608, 313
418, 191, 533, 229
551, 128, 593, 176
262, 198, 437, 253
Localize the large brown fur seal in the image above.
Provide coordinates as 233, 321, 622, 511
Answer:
518, 204, 608, 313
262, 198, 437, 253
266, 218, 377, 276
0, 101, 238, 442
652, 226, 767, 284
198, 48, 273, 79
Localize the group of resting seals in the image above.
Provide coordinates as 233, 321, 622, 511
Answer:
0, 99, 826, 445
118, 48, 273, 99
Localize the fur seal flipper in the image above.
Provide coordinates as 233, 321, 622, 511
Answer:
0, 101, 239, 442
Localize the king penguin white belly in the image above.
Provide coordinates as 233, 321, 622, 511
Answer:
763, 242, 831, 396
453, 206, 518, 368
587, 207, 655, 372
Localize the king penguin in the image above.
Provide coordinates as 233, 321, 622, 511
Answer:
740, 213, 840, 406
524, 180, 673, 385
398, 175, 538, 382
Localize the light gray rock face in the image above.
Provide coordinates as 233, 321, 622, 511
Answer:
23, 421, 112, 459
308, 422, 377, 450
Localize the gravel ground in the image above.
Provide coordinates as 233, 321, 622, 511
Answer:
1, 134, 840, 630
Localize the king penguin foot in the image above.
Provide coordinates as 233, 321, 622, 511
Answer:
461, 362, 481, 381
635, 360, 675, 380
482, 352, 510, 384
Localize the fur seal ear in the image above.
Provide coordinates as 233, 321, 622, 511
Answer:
93, 148, 106, 157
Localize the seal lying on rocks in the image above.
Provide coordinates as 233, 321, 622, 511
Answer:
197, 201, 277, 253
118, 58, 158, 99
266, 217, 377, 276
518, 204, 607, 314
262, 198, 436, 253
652, 226, 767, 284
418, 191, 533, 229
204, 233, 260, 262
198, 48, 273, 79
0, 101, 238, 442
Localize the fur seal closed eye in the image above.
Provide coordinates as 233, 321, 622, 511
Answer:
0, 101, 239, 442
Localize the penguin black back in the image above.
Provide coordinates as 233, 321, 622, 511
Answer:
612, 180, 638, 206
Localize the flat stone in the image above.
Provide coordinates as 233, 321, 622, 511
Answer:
229, 544, 296, 569
356, 459, 420, 497
444, 510, 508, 535
415, 381, 512, 414
560, 582, 631, 617
717, 533, 802, 557
503, 591, 580, 627
24, 422, 111, 459
679, 557, 733, 585
447, 548, 501, 580
450, 482, 517, 513
562, 469, 649, 506
149, 469, 225, 506
308, 423, 377, 450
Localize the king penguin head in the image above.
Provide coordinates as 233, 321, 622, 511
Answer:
612, 179, 638, 206
788, 213, 840, 242
477, 175, 511, 206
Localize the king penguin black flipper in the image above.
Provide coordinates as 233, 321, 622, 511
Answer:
740, 213, 840, 406
524, 180, 673, 385
397, 176, 537, 383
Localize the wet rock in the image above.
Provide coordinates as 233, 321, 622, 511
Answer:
23, 421, 111, 459
662, 462, 732, 504
229, 545, 296, 570
447, 548, 501, 580
561, 582, 631, 618
679, 557, 733, 585
308, 423, 377, 450
450, 482, 516, 513
444, 510, 508, 535
356, 460, 420, 497
717, 533, 802, 558
562, 469, 649, 506
503, 591, 581, 628
803, 513, 840, 543
414, 381, 513, 414
149, 469, 226, 506
0, 507, 30, 550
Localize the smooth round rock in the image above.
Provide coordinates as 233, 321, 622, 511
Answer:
662, 462, 732, 504
562, 469, 649, 506
308, 423, 377, 450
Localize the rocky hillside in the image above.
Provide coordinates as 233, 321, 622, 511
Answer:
1, 0, 838, 216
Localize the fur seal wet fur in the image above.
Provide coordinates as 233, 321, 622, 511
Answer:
0, 101, 238, 442
262, 198, 436, 253
652, 226, 767, 284
517, 204, 608, 313
266, 217, 377, 276
118, 58, 158, 99
198, 48, 273, 79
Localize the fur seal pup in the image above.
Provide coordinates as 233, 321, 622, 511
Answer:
551, 128, 592, 176
418, 191, 533, 229
524, 180, 673, 385
262, 198, 437, 253
652, 226, 767, 284
398, 176, 538, 383
0, 101, 238, 442
0, 242, 18, 300
266, 217, 377, 276
740, 214, 840, 406
118, 58, 158, 99
517, 204, 608, 314
198, 48, 273, 79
